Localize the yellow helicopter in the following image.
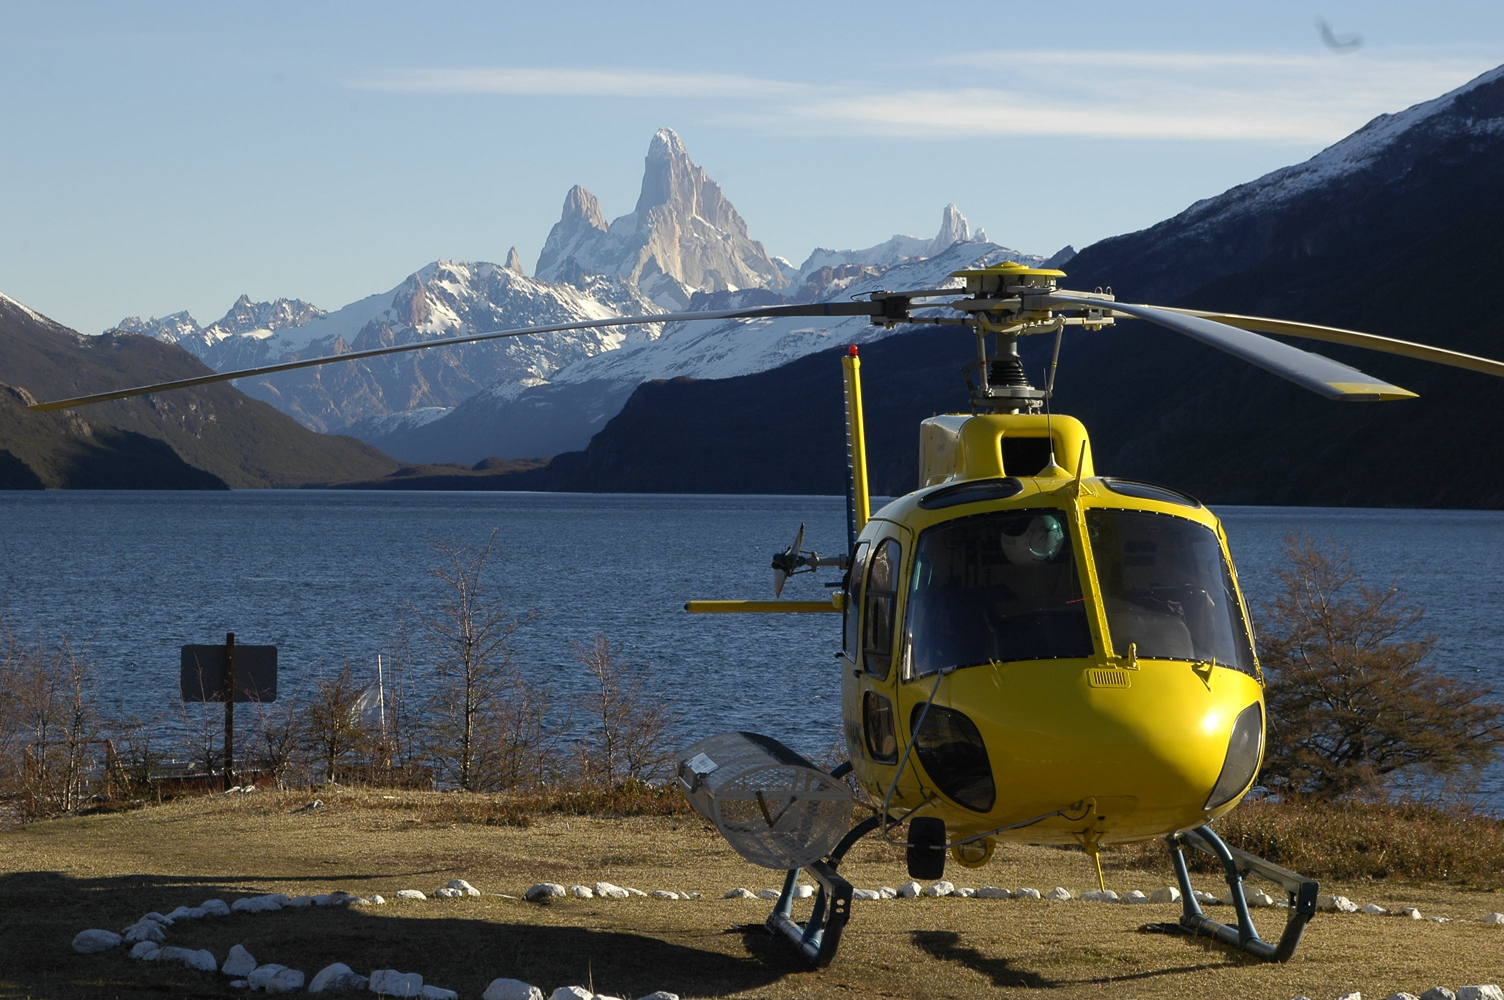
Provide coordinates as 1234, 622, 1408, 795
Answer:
31, 261, 1504, 968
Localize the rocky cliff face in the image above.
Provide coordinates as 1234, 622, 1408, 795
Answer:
534, 129, 788, 308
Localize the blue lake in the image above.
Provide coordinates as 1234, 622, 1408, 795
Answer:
2, 491, 1501, 804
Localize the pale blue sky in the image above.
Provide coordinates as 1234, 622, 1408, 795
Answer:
4, 1, 1502, 335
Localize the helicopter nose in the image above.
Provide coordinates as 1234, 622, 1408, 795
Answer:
934, 661, 1266, 841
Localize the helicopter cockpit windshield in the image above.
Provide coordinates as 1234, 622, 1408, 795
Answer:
1086, 509, 1257, 674
905, 509, 1094, 678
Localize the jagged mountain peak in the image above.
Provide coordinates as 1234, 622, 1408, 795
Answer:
505, 247, 525, 275
934, 204, 970, 252
536, 128, 787, 308
561, 185, 608, 234
214, 295, 326, 336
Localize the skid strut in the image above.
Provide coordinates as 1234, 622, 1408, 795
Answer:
763, 794, 881, 967
1167, 824, 1319, 962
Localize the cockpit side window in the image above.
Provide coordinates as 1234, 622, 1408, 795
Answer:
843, 541, 870, 660
863, 538, 900, 680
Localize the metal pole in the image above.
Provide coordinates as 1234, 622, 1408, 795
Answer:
224, 632, 235, 792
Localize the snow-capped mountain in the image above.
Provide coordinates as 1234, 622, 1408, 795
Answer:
114, 264, 664, 433
359, 237, 1017, 463
534, 128, 788, 309
119, 129, 1047, 448
1076, 62, 1504, 305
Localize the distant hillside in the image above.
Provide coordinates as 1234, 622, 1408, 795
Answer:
0, 294, 399, 489
368, 65, 1504, 507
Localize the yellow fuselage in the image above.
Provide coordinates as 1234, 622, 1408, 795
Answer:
841, 413, 1265, 850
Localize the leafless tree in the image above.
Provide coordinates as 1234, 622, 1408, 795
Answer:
413, 532, 531, 791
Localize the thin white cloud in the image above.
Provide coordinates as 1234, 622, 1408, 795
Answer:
352, 67, 801, 100
350, 49, 1504, 144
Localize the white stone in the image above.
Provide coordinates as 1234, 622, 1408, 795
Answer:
976, 887, 1011, 899
396, 889, 428, 901
232, 895, 283, 914
1458, 988, 1504, 1000
1121, 890, 1148, 904
756, 888, 780, 900
1485, 912, 1504, 924
1429, 917, 1451, 923
435, 887, 464, 899
1149, 887, 1181, 904
1362, 903, 1388, 915
484, 980, 545, 1000
851, 889, 881, 900
1385, 993, 1421, 1000
249, 964, 289, 990
1400, 906, 1423, 920
571, 885, 596, 898
267, 968, 306, 994
309, 963, 359, 993
924, 881, 955, 898
723, 888, 754, 899
370, 969, 425, 997
685, 892, 701, 899
1192, 890, 1218, 904
635, 994, 680, 1000
1420, 990, 1458, 1000
593, 882, 631, 899
1079, 890, 1118, 902
312, 893, 333, 906
224, 944, 259, 977
624, 887, 647, 897
446, 879, 482, 897
1317, 894, 1359, 913
1248, 890, 1277, 908
167, 905, 195, 921
1335, 993, 1362, 1000
421, 987, 459, 1000
877, 887, 898, 898
158, 946, 218, 972
130, 941, 160, 961
550, 988, 593, 1000
123, 920, 167, 944
897, 881, 923, 898
793, 884, 816, 899
954, 887, 976, 898
651, 890, 679, 900
72, 929, 123, 954
141, 911, 173, 925
369, 895, 386, 905
286, 895, 314, 908
1045, 887, 1073, 901
1014, 887, 1042, 900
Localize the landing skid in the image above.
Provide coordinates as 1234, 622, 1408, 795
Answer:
1164, 825, 1319, 962
763, 815, 880, 967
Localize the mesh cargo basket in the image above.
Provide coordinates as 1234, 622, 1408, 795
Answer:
676, 731, 853, 870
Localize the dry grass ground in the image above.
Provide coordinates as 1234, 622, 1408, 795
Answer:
2, 789, 1502, 1000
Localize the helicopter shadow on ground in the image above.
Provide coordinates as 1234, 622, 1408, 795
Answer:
910, 930, 1054, 989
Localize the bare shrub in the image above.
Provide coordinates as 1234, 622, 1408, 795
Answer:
573, 634, 681, 786
303, 663, 370, 785
1258, 536, 1504, 799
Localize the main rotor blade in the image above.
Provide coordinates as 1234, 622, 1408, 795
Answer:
1044, 293, 1416, 401
1158, 307, 1504, 380
28, 301, 884, 412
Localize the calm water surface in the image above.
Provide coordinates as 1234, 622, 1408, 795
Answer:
2, 492, 1501, 803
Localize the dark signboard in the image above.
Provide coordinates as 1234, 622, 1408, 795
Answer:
180, 645, 278, 702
